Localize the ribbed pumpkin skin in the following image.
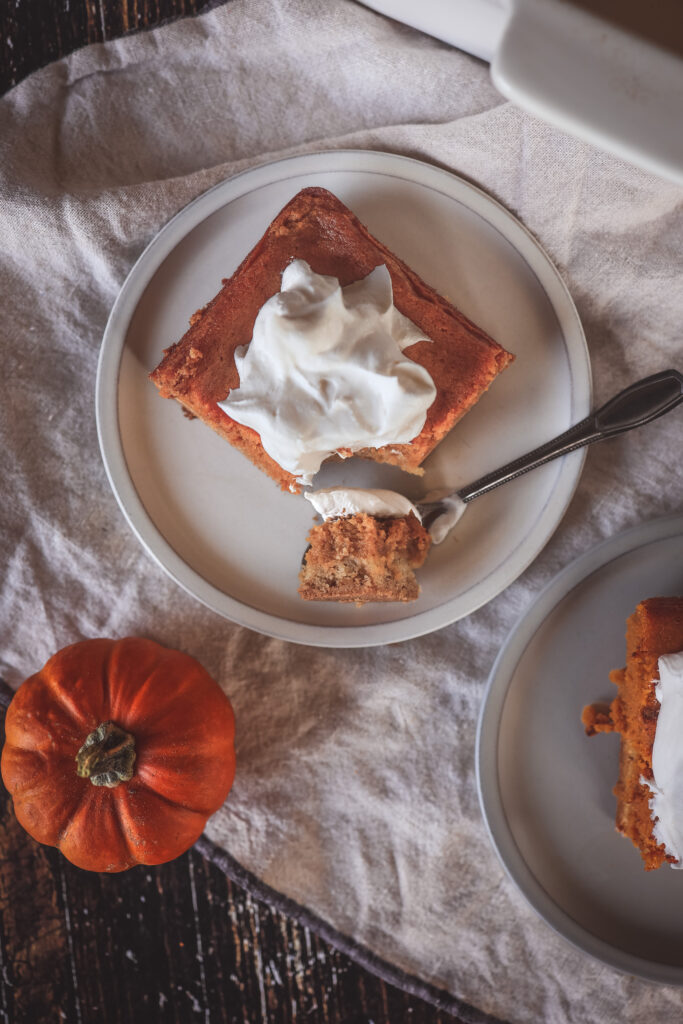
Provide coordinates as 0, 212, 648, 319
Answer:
1, 638, 236, 872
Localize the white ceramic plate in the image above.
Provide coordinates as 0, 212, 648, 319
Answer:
477, 514, 683, 983
492, 0, 683, 188
359, 1, 683, 186
96, 149, 590, 647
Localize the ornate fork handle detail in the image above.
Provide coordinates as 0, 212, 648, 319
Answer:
418, 369, 683, 530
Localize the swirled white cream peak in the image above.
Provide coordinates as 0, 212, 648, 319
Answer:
218, 260, 436, 486
643, 651, 683, 868
305, 487, 421, 522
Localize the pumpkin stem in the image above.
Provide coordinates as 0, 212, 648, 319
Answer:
76, 721, 136, 788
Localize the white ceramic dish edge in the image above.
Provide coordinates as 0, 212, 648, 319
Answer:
96, 149, 591, 647
476, 513, 683, 985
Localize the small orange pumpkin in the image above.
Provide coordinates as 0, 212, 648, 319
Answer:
1, 637, 235, 872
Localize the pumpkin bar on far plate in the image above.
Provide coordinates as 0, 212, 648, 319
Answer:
582, 597, 683, 870
149, 187, 513, 493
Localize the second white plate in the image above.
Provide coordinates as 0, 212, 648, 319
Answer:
477, 515, 683, 983
96, 149, 590, 646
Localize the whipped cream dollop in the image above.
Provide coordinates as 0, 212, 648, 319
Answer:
419, 490, 467, 544
304, 486, 468, 544
305, 487, 421, 522
219, 260, 436, 486
643, 650, 683, 867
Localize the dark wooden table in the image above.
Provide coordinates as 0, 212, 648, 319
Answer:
0, 3, 468, 1021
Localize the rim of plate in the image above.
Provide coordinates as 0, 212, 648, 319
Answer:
95, 149, 591, 647
476, 512, 683, 984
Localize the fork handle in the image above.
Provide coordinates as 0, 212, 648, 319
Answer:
458, 369, 683, 504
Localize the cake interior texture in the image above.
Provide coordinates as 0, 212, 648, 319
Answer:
298, 513, 431, 604
582, 597, 683, 870
149, 186, 514, 493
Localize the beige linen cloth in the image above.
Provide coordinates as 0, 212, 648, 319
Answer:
1, 1, 682, 1021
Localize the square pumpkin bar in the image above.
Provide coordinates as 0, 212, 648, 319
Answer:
150, 187, 514, 493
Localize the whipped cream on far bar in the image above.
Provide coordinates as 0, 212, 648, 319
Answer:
644, 651, 683, 867
305, 487, 421, 522
219, 260, 436, 487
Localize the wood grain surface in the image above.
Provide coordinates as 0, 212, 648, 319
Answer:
1, 0, 221, 93
1, 4, 469, 1021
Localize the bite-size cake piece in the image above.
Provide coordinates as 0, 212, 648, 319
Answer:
298, 489, 431, 604
582, 597, 683, 870
150, 187, 513, 493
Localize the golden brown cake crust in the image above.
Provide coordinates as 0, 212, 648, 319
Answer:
298, 512, 431, 604
582, 597, 683, 870
150, 186, 514, 492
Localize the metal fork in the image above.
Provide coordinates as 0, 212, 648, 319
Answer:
416, 369, 683, 534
